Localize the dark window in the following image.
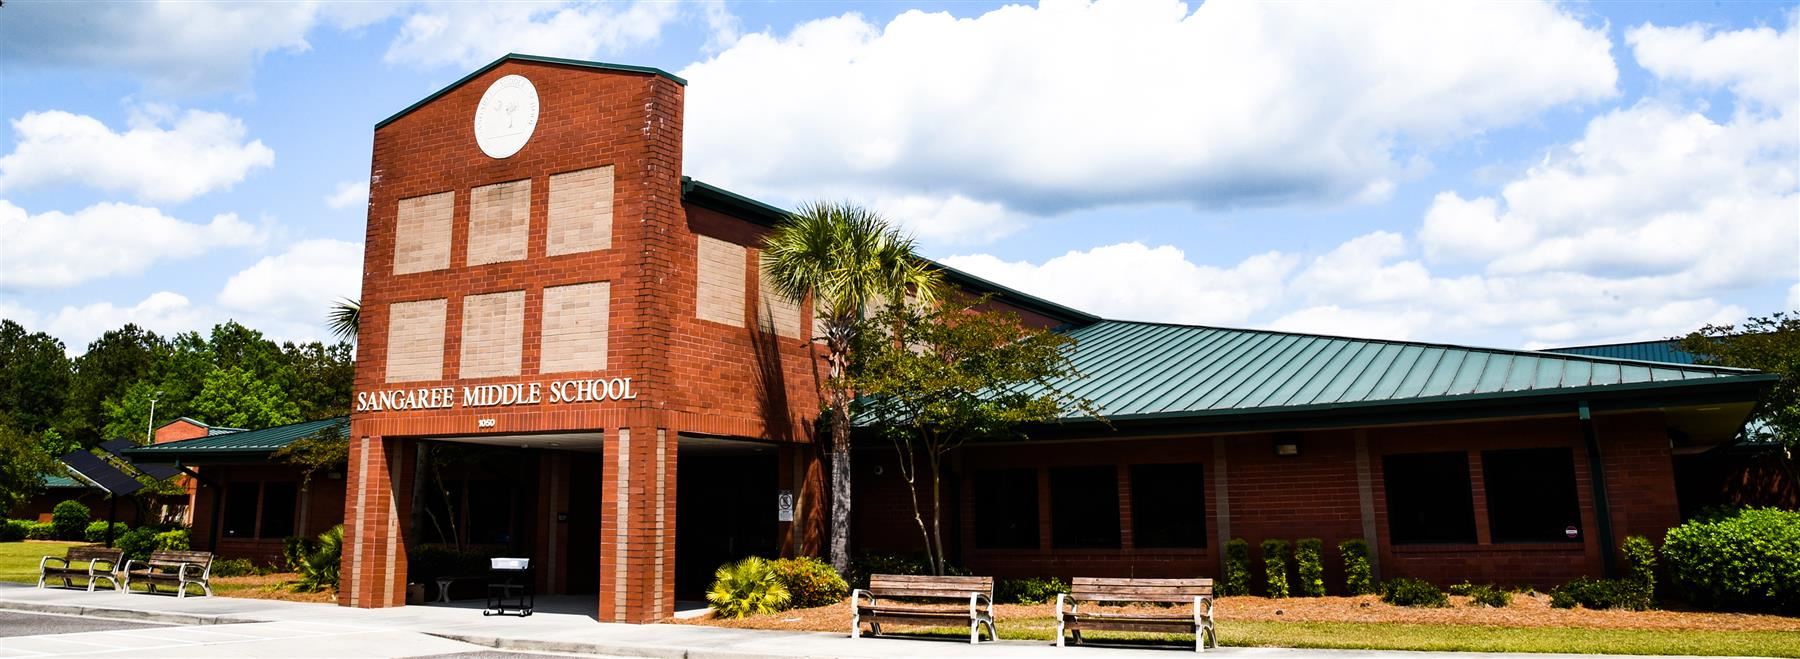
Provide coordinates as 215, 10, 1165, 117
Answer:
221, 482, 260, 538
1130, 463, 1207, 548
1483, 448, 1582, 543
973, 469, 1039, 549
1051, 466, 1121, 549
1383, 452, 1477, 544
258, 483, 298, 539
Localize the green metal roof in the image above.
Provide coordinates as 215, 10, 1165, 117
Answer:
1544, 339, 1697, 365
680, 177, 1102, 326
41, 474, 90, 489
1036, 321, 1773, 424
123, 417, 347, 460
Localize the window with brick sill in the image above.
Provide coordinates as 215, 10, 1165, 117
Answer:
1130, 463, 1206, 548
1382, 452, 1477, 545
1051, 466, 1120, 549
973, 468, 1038, 549
221, 481, 299, 539
1482, 447, 1581, 543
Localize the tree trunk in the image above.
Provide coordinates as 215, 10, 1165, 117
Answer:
826, 341, 854, 574
928, 452, 946, 576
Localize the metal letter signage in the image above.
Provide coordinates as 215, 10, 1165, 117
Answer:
354, 377, 639, 413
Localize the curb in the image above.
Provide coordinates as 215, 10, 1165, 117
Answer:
424, 631, 845, 659
0, 600, 259, 627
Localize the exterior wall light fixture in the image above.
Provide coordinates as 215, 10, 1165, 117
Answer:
1274, 433, 1301, 457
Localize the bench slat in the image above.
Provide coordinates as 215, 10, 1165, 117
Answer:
1072, 578, 1212, 586
65, 548, 123, 562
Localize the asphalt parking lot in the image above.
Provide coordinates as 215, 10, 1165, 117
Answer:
0, 610, 167, 637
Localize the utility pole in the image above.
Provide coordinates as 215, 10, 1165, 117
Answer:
145, 390, 162, 444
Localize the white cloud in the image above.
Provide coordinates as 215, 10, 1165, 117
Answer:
218, 239, 365, 326
942, 242, 1296, 325
0, 2, 393, 93
325, 180, 371, 210
41, 292, 216, 353
0, 200, 267, 290
873, 194, 1024, 245
1789, 282, 1800, 311
385, 1, 683, 70
1628, 15, 1800, 110
681, 0, 1616, 231
1267, 306, 1434, 342
0, 108, 275, 204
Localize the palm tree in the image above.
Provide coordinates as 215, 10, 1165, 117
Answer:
761, 201, 939, 572
328, 298, 360, 343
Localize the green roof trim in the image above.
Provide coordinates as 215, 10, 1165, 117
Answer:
680, 177, 1101, 326
123, 417, 347, 461
375, 53, 686, 130
1027, 320, 1774, 426
1544, 339, 1698, 365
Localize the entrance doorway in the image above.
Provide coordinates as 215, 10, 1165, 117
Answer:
675, 436, 779, 599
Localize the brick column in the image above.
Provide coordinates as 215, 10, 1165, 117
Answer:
341, 434, 413, 608
598, 427, 675, 622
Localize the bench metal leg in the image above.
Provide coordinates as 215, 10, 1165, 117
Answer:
1056, 620, 1065, 647
969, 620, 979, 645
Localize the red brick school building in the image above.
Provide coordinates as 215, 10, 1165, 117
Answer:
134, 54, 1776, 623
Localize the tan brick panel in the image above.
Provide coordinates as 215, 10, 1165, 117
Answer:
758, 268, 803, 339
547, 166, 614, 256
468, 179, 531, 266
393, 192, 453, 275
695, 235, 745, 326
460, 290, 525, 378
384, 299, 447, 382
541, 281, 610, 372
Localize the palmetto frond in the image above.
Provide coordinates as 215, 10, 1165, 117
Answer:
328, 298, 361, 344
760, 201, 939, 332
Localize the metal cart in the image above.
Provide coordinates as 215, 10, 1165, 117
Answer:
483, 557, 533, 616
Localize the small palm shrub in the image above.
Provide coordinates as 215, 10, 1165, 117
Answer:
1466, 583, 1508, 607
1295, 538, 1325, 597
770, 557, 848, 609
997, 577, 1069, 604
296, 525, 343, 592
51, 500, 90, 540
1261, 539, 1291, 598
1381, 577, 1448, 607
84, 521, 128, 543
1221, 538, 1251, 595
283, 536, 318, 573
707, 557, 790, 619
1339, 539, 1375, 595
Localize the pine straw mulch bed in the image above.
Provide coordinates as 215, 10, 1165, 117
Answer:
209, 573, 338, 603
673, 593, 1800, 633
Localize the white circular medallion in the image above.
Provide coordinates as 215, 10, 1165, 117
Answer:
473, 75, 539, 159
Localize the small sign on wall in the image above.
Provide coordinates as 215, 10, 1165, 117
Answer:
777, 490, 795, 522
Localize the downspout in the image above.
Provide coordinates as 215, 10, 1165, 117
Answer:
1578, 401, 1617, 576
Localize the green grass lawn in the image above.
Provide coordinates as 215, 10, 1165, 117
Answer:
901, 617, 1800, 657
0, 541, 87, 584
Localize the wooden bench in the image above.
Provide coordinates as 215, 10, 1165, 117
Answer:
38, 547, 123, 592
851, 574, 997, 644
123, 550, 214, 598
1056, 577, 1216, 652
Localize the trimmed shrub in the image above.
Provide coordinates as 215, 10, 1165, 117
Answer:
707, 556, 790, 619
1221, 538, 1251, 596
845, 552, 967, 589
283, 536, 318, 573
116, 528, 158, 561
211, 558, 258, 577
1261, 539, 1291, 598
1447, 581, 1475, 596
1466, 583, 1509, 608
997, 576, 1070, 605
51, 500, 90, 540
1662, 507, 1800, 612
1380, 577, 1448, 607
26, 521, 56, 540
770, 557, 848, 609
1550, 577, 1648, 611
153, 528, 190, 551
1621, 535, 1657, 607
1295, 538, 1325, 597
0, 519, 31, 541
1339, 539, 1375, 595
297, 525, 343, 592
84, 521, 129, 543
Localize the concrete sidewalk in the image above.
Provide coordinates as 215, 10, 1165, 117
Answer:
0, 584, 1765, 659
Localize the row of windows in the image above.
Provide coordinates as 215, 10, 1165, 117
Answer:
972, 463, 1208, 550
967, 447, 1584, 551
1384, 448, 1583, 545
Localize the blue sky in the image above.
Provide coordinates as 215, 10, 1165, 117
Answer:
1, 0, 1795, 354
